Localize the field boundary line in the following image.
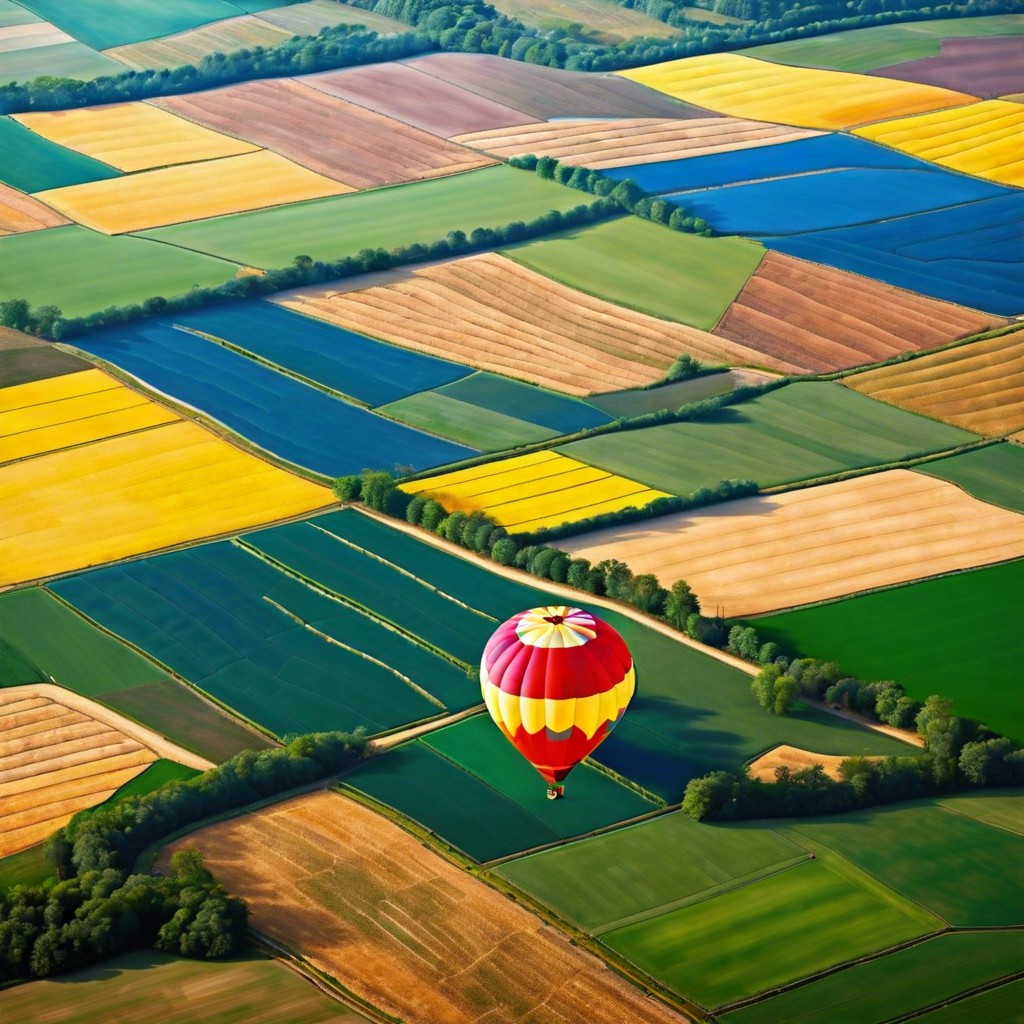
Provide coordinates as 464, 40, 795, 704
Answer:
885, 970, 1024, 1024
932, 798, 1024, 839
371, 704, 485, 749
1, 417, 177, 468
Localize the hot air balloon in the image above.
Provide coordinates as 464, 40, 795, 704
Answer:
480, 605, 635, 799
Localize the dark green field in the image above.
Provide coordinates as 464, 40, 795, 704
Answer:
937, 788, 1024, 835
589, 371, 743, 418
918, 443, 1024, 514
560, 382, 977, 496
748, 559, 1024, 743
908, 978, 1024, 1024
0, 117, 119, 193
0, 336, 87, 388
95, 759, 200, 805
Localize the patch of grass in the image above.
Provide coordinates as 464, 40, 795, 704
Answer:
917, 443, 1024, 514
907, 977, 1024, 1024
98, 759, 200, 805
0, 41, 123, 84
589, 371, 740, 418
0, 844, 53, 891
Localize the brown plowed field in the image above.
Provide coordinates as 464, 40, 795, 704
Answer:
875, 36, 1024, 96
0, 691, 155, 856
453, 116, 821, 167
275, 252, 799, 394
560, 470, 1024, 617
845, 329, 1024, 436
155, 79, 493, 189
713, 251, 1002, 373
748, 745, 883, 782
404, 51, 711, 119
161, 791, 684, 1024
302, 62, 540, 138
0, 182, 68, 235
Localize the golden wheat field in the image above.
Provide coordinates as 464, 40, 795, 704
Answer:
275, 253, 798, 394
0, 418, 332, 586
451, 116, 820, 167
0, 690, 155, 856
845, 330, 1024, 436
403, 449, 671, 533
617, 53, 975, 129
747, 746, 886, 783
161, 791, 683, 1024
855, 99, 1024, 186
33, 150, 353, 234
0, 182, 68, 235
560, 470, 1024, 616
0, 367, 179, 462
14, 101, 259, 172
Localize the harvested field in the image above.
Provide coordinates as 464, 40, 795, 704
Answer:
162, 790, 686, 1024
845, 329, 1024, 435
0, 419, 332, 586
560, 470, 1024, 616
747, 745, 880, 782
0, 180, 67, 234
713, 250, 1003, 373
13, 101, 258, 172
155, 80, 493, 189
617, 53, 975, 130
103, 15, 291, 70
257, 0, 407, 36
406, 51, 709, 119
275, 252, 795, 394
0, 367, 179, 463
453, 116, 821, 168
35, 150, 352, 234
301, 62, 539, 138
875, 35, 1024, 96
0, 689, 155, 856
403, 449, 672, 534
490, 0, 681, 42
855, 100, 1024, 187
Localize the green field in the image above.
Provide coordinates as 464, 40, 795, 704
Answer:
910, 978, 1024, 1024
0, 41, 123, 83
495, 813, 806, 932
0, 117, 119, 193
0, 844, 52, 891
562, 382, 976, 496
504, 216, 764, 329
0, 950, 371, 1023
740, 13, 1024, 71
723, 930, 1024, 1024
748, 559, 1024, 744
937, 788, 1024, 835
0, 634, 42, 686
918, 443, 1024, 514
96, 758, 200, 805
140, 165, 592, 269
0, 226, 237, 318
604, 855, 938, 1008
589, 371, 742, 418
786, 799, 1024, 926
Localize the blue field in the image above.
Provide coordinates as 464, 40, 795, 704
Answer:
172, 301, 472, 407
760, 191, 1024, 317
70, 321, 476, 476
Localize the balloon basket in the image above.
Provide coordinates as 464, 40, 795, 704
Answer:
546, 785, 565, 800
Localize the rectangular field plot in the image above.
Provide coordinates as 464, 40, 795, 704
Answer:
919, 443, 1024, 514
13, 101, 258, 172
0, 367, 179, 463
723, 930, 1024, 1024
172, 301, 472, 408
0, 39, 121, 84
36, 150, 352, 234
616, 52, 974, 130
603, 857, 937, 1008
0, 116, 120, 193
761, 192, 1024, 317
402, 450, 673, 534
560, 470, 1024, 617
0, 418, 332, 586
846, 328, 1024, 436
69, 321, 475, 477
495, 813, 806, 933
560, 382, 976, 497
855, 100, 1024, 187
748, 559, 1024, 745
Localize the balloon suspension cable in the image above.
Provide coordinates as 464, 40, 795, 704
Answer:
546, 784, 565, 800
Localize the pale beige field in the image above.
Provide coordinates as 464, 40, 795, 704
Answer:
452, 116, 820, 167
747, 745, 882, 783
845, 329, 1024, 436
162, 791, 684, 1024
275, 252, 798, 395
0, 181, 68, 235
0, 691, 155, 856
560, 470, 1024, 616
491, 0, 681, 42
14, 101, 259, 171
33, 150, 353, 234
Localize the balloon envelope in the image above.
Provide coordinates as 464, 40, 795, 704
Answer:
480, 605, 635, 788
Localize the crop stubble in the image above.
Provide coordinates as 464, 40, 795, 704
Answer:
0, 181, 67, 234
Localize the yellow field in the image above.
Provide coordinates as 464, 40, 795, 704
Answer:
855, 99, 1024, 186
617, 53, 975, 130
0, 367, 179, 462
560, 470, 1024, 616
33, 150, 353, 234
747, 745, 885, 783
14, 101, 259, 172
845, 330, 1024, 436
0, 690, 155, 856
403, 450, 671, 533
0, 418, 332, 586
